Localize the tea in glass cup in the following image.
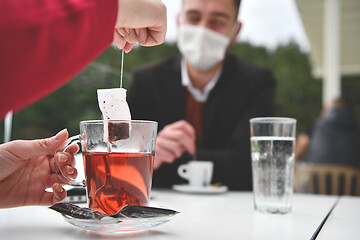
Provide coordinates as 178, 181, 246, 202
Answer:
57, 120, 157, 215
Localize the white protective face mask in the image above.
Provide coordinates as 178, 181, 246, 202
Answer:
177, 24, 231, 71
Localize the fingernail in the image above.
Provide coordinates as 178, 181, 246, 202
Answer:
58, 153, 67, 163
67, 166, 74, 175
117, 29, 124, 37
55, 128, 67, 141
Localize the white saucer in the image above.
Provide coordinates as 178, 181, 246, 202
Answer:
172, 184, 228, 194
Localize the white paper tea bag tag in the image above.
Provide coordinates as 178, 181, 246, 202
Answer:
97, 88, 131, 142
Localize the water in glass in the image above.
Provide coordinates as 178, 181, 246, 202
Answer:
251, 136, 295, 214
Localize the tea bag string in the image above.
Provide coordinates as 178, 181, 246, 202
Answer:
107, 49, 124, 153
120, 49, 124, 88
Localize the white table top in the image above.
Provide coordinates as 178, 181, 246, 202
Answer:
316, 196, 360, 240
0, 191, 340, 240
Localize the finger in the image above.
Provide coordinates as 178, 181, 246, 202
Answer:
114, 28, 137, 53
1, 129, 69, 161
63, 165, 77, 180
176, 133, 196, 155
50, 152, 76, 173
59, 152, 76, 166
64, 143, 79, 155
154, 148, 176, 169
50, 163, 78, 185
57, 161, 77, 180
117, 28, 131, 42
138, 26, 166, 47
47, 173, 68, 187
154, 160, 161, 170
47, 165, 77, 186
156, 135, 183, 158
123, 42, 136, 53
113, 30, 127, 50
137, 28, 148, 46
120, 28, 139, 44
128, 28, 139, 43
37, 183, 67, 206
163, 120, 195, 140
171, 120, 196, 138
160, 129, 195, 155
156, 148, 176, 164
51, 183, 67, 204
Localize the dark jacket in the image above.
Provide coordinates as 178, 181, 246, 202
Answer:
127, 54, 276, 190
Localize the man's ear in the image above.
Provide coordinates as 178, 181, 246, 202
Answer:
176, 13, 181, 36
177, 13, 181, 26
231, 21, 242, 44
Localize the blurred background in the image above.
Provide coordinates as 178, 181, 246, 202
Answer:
1, 0, 359, 142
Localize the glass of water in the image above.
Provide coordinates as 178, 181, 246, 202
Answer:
250, 117, 296, 214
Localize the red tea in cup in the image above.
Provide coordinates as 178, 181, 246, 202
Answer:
83, 152, 154, 215
56, 120, 158, 216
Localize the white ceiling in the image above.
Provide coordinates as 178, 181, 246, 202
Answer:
296, 0, 360, 78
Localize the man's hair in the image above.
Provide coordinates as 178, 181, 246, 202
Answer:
182, 0, 242, 18
234, 0, 242, 18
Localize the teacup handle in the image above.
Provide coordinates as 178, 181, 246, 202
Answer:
55, 135, 85, 187
177, 164, 190, 180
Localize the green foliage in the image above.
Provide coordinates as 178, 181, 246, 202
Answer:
230, 41, 322, 133
342, 75, 360, 121
1, 41, 359, 142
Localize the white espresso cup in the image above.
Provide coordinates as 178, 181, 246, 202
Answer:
177, 161, 214, 187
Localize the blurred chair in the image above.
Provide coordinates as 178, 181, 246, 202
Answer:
295, 163, 360, 196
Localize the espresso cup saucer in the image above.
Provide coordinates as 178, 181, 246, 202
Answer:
172, 184, 228, 194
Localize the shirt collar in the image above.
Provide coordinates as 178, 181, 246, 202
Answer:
180, 58, 222, 102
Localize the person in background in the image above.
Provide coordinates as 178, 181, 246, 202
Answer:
297, 98, 360, 167
127, 0, 275, 190
295, 125, 315, 162
0, 0, 167, 208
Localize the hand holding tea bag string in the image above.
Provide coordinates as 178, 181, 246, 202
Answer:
0, 129, 79, 208
113, 0, 167, 52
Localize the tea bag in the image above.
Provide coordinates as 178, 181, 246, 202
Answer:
97, 88, 131, 143
50, 203, 179, 220
50, 203, 105, 220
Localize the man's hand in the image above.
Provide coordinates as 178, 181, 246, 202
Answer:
154, 120, 196, 169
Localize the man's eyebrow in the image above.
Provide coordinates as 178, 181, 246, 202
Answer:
185, 10, 231, 20
185, 10, 201, 15
210, 12, 231, 20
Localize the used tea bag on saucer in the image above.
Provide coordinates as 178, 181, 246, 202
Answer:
50, 203, 105, 220
50, 203, 179, 220
97, 88, 131, 142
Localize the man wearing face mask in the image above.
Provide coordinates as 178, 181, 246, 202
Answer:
127, 0, 275, 190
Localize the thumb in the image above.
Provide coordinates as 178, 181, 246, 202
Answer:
3, 129, 69, 160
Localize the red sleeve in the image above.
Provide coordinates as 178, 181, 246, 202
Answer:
0, 0, 118, 119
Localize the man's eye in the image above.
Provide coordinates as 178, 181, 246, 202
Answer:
187, 16, 201, 24
210, 19, 226, 27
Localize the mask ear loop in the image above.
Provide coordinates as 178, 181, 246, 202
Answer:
230, 22, 241, 39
